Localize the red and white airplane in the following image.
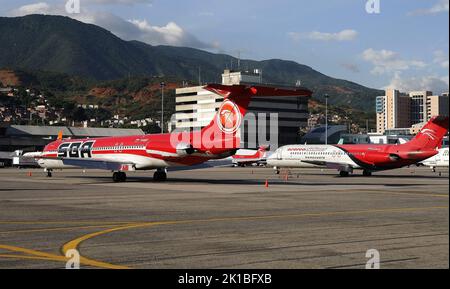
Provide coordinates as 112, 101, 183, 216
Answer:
36, 84, 311, 182
232, 146, 270, 167
267, 116, 449, 177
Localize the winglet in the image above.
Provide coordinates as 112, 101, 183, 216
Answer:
57, 131, 63, 141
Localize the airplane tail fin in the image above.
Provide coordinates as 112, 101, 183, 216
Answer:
257, 145, 270, 159
405, 116, 449, 150
258, 145, 270, 152
199, 84, 311, 153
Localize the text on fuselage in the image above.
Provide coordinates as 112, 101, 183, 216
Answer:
58, 141, 95, 158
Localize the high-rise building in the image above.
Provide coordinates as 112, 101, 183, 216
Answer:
375, 95, 385, 134
426, 93, 449, 121
376, 89, 411, 134
409, 91, 433, 124
376, 89, 449, 134
175, 70, 311, 148
175, 86, 221, 130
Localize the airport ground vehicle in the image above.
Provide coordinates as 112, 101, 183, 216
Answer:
36, 84, 311, 182
267, 116, 449, 177
12, 150, 40, 169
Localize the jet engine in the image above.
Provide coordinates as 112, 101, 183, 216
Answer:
176, 143, 195, 157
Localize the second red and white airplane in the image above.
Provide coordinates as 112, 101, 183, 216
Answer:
232, 146, 270, 167
36, 84, 311, 182
267, 116, 449, 177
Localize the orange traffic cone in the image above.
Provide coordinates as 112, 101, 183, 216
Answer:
265, 179, 269, 188
28, 172, 32, 177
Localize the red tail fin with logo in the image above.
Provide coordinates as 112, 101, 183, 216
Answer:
199, 84, 312, 153
405, 116, 449, 150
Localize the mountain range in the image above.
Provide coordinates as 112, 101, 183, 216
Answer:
0, 14, 383, 110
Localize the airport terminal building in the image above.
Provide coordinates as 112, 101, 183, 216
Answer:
0, 125, 145, 166
175, 70, 311, 148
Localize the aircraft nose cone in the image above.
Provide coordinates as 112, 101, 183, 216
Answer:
267, 152, 277, 160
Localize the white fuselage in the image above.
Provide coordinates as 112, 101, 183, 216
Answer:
267, 145, 360, 170
421, 148, 449, 168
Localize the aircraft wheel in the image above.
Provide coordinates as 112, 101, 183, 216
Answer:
363, 170, 372, 177
339, 171, 350, 177
113, 172, 127, 182
47, 171, 53, 178
113, 172, 121, 182
153, 171, 167, 182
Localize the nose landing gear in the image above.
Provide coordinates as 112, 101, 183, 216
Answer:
339, 171, 350, 177
45, 169, 53, 178
153, 169, 167, 182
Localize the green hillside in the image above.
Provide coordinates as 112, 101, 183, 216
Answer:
0, 14, 383, 110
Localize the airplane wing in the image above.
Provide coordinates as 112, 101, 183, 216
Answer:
39, 157, 136, 171
62, 158, 136, 171
301, 160, 355, 171
168, 158, 232, 172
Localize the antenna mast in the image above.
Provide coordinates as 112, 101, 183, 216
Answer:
237, 51, 241, 70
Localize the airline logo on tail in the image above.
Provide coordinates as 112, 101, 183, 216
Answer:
217, 100, 242, 133
421, 129, 437, 140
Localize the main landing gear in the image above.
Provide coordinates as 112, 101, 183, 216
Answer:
153, 169, 167, 182
112, 171, 127, 182
339, 171, 350, 177
362, 170, 373, 177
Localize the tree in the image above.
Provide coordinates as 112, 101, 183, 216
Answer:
72, 107, 87, 122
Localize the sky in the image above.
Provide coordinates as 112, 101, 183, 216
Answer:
1, 0, 449, 94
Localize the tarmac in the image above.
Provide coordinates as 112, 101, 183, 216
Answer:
0, 166, 448, 269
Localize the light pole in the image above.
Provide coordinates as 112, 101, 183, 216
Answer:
160, 82, 166, 133
325, 94, 329, 145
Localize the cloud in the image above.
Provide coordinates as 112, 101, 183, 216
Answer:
9, 1, 214, 49
10, 2, 53, 15
434, 50, 449, 69
409, 0, 449, 15
385, 72, 449, 94
288, 29, 358, 42
362, 48, 426, 75
9, 0, 153, 15
127, 19, 215, 48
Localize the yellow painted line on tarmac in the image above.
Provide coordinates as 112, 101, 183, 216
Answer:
61, 205, 449, 269
1, 206, 447, 269
0, 221, 131, 225
0, 224, 128, 235
61, 223, 152, 269
0, 254, 65, 263
0, 244, 68, 263
0, 233, 130, 268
